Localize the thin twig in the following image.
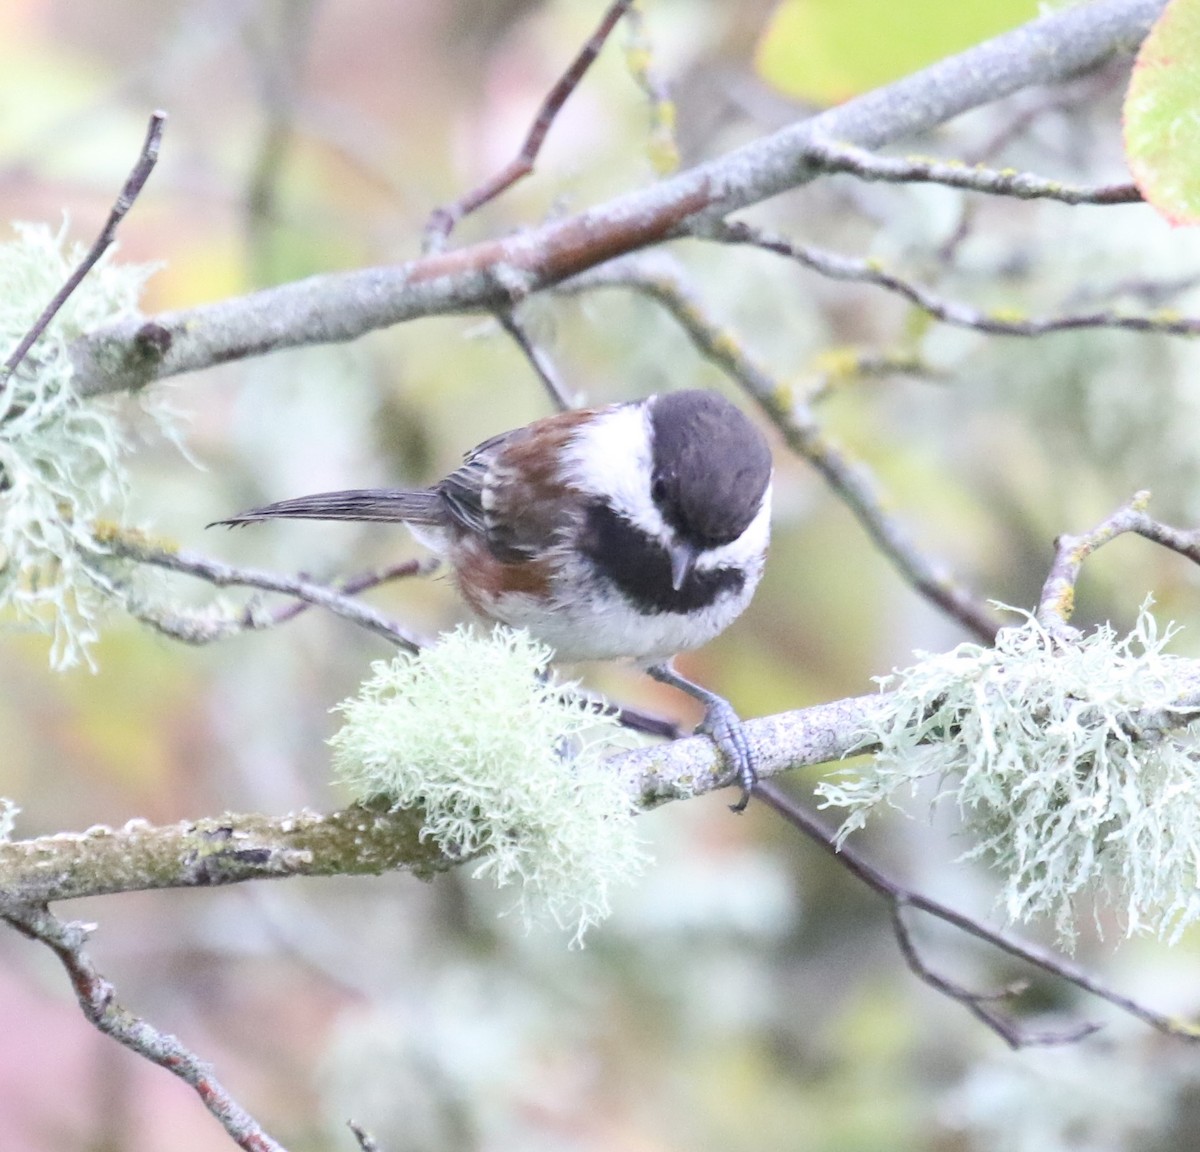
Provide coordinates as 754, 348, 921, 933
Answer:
423, 0, 636, 250
243, 2, 319, 277
754, 780, 1200, 1044
1037, 491, 1200, 631
623, 2, 679, 174
254, 557, 434, 627
101, 529, 425, 652
890, 903, 1103, 1048
805, 346, 936, 404
496, 309, 576, 411
801, 137, 1142, 205
107, 529, 685, 737
3, 903, 288, 1152
2, 111, 165, 386
129, 557, 437, 646
347, 1121, 381, 1152
560, 252, 1001, 642
706, 218, 1200, 341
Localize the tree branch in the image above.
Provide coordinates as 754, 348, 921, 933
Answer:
705, 218, 1200, 341
69, 0, 1167, 397
2, 903, 288, 1151
101, 528, 427, 652
0, 803, 455, 905
799, 136, 1141, 205
754, 781, 1200, 1046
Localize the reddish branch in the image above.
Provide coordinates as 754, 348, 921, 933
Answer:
4, 904, 288, 1151
424, 0, 637, 250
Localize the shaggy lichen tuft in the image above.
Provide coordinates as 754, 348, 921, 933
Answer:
0, 798, 17, 841
329, 626, 649, 945
818, 602, 1200, 947
0, 222, 162, 667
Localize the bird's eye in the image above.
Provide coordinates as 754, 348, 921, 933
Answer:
651, 477, 668, 504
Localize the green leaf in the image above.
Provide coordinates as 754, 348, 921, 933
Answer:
1124, 0, 1200, 225
755, 0, 1040, 105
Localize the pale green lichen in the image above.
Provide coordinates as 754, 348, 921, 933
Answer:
0, 798, 17, 841
818, 601, 1200, 947
329, 626, 649, 945
0, 221, 166, 668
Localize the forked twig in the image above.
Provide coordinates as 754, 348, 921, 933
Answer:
755, 780, 1200, 1047
1038, 491, 1200, 633
423, 0, 636, 250
102, 530, 425, 652
890, 903, 1101, 1048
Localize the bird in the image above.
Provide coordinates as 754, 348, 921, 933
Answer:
213, 389, 773, 810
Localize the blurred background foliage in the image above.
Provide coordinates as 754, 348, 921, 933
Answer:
3, 0, 1200, 1149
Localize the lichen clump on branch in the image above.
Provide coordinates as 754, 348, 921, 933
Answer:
329, 626, 649, 945
819, 603, 1200, 947
0, 222, 163, 667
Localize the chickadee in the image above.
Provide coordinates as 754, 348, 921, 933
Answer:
215, 389, 773, 809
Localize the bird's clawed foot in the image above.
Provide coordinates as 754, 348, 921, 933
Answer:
646, 662, 757, 813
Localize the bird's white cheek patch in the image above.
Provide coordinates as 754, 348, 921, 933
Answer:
560, 404, 668, 540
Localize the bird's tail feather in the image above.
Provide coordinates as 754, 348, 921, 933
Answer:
210, 488, 446, 528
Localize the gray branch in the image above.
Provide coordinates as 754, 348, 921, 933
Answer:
70, 0, 1166, 397
0, 690, 885, 905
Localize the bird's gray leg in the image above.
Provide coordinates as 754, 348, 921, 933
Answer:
646, 662, 756, 813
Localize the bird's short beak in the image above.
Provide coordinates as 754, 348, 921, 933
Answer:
669, 541, 698, 591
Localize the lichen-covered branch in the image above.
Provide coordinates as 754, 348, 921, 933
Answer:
5, 677, 1200, 1053
10, 661, 1200, 907
69, 0, 1167, 397
0, 803, 453, 906
0, 690, 883, 904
